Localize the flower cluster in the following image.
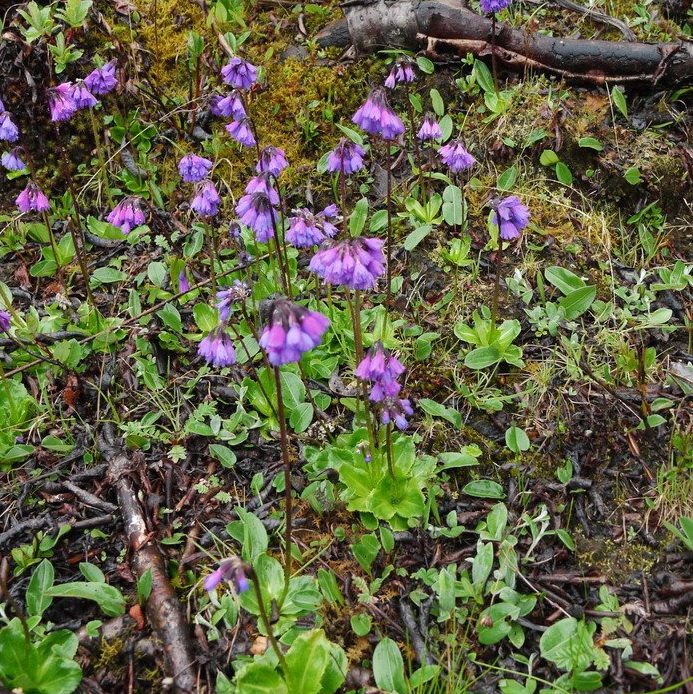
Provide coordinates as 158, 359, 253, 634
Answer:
309, 237, 385, 290
352, 88, 405, 141
326, 138, 365, 175
492, 195, 530, 240
0, 101, 19, 142
198, 327, 236, 367
480, 0, 512, 12
190, 180, 221, 217
384, 56, 416, 89
46, 62, 118, 123
287, 204, 339, 248
438, 139, 476, 171
217, 57, 258, 147
178, 153, 213, 182
203, 557, 249, 593
259, 299, 330, 366
0, 310, 11, 332
16, 181, 50, 213
107, 197, 146, 234
417, 113, 442, 141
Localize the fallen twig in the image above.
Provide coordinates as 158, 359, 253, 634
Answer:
101, 424, 197, 693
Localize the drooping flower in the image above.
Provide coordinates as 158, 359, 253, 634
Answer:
198, 327, 236, 367
178, 153, 213, 182
355, 342, 406, 402
256, 146, 289, 177
438, 139, 476, 171
384, 57, 416, 89
309, 237, 385, 290
84, 61, 118, 95
229, 221, 242, 238
286, 205, 339, 248
203, 557, 248, 592
352, 88, 405, 140
492, 195, 530, 240
226, 117, 256, 147
244, 172, 279, 203
48, 84, 78, 122
381, 398, 414, 430
326, 138, 365, 175
190, 179, 221, 217
221, 58, 258, 90
216, 280, 250, 321
1, 148, 26, 171
235, 191, 276, 243
0, 310, 11, 332
417, 113, 443, 141
69, 81, 99, 110
178, 269, 190, 293
259, 298, 330, 366
16, 181, 50, 213
107, 196, 146, 234
210, 90, 246, 119
480, 0, 512, 12
0, 111, 19, 142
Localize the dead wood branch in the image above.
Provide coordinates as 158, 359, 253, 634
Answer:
316, 0, 693, 86
101, 425, 197, 693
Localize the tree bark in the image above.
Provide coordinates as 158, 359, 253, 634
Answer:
317, 0, 693, 86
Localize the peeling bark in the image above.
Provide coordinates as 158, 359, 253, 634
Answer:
102, 426, 198, 694
317, 0, 693, 86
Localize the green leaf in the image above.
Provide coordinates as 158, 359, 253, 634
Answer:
235, 661, 288, 694
416, 56, 435, 74
157, 303, 182, 332
227, 507, 269, 563
289, 402, 314, 433
137, 568, 153, 604
505, 426, 530, 453
193, 303, 219, 332
545, 266, 586, 295
429, 88, 445, 116
438, 114, 453, 141
147, 261, 167, 287
317, 568, 344, 605
442, 185, 465, 226
350, 613, 372, 636
351, 533, 380, 572
373, 638, 408, 694
623, 166, 642, 185
497, 165, 517, 192
403, 224, 433, 251
540, 617, 596, 671
555, 161, 573, 186
91, 267, 128, 285
578, 137, 603, 151
26, 559, 54, 617
349, 197, 369, 237
209, 444, 237, 468
463, 480, 505, 499
558, 286, 596, 320
45, 581, 126, 617
539, 149, 559, 166
473, 60, 494, 94
464, 346, 501, 369
418, 398, 461, 428
611, 86, 628, 119
285, 629, 331, 694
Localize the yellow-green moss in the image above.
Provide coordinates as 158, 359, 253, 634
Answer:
574, 533, 656, 581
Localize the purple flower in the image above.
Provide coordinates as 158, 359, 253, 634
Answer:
381, 398, 413, 430
235, 191, 277, 243
352, 88, 405, 140
355, 342, 406, 402
244, 172, 279, 203
256, 146, 289, 177
210, 90, 246, 119
226, 117, 256, 147
107, 197, 146, 234
221, 58, 258, 90
84, 61, 118, 95
492, 195, 530, 240
286, 205, 339, 248
480, 0, 512, 12
69, 81, 99, 109
198, 327, 236, 367
178, 153, 213, 182
48, 84, 78, 122
16, 181, 50, 213
259, 298, 330, 366
191, 179, 221, 217
438, 139, 476, 171
0, 112, 19, 142
229, 221, 242, 238
216, 280, 250, 321
417, 113, 442, 141
203, 557, 248, 592
0, 310, 10, 332
309, 237, 385, 290
178, 269, 190, 293
2, 148, 26, 171
384, 57, 416, 89
326, 138, 366, 175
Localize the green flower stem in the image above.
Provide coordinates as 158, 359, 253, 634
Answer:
88, 108, 114, 208
273, 366, 294, 596
491, 239, 504, 325
385, 422, 396, 479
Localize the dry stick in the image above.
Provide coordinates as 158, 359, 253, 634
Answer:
101, 425, 197, 693
273, 366, 294, 598
3, 254, 269, 379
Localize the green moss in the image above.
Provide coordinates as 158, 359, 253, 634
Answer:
574, 533, 656, 581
